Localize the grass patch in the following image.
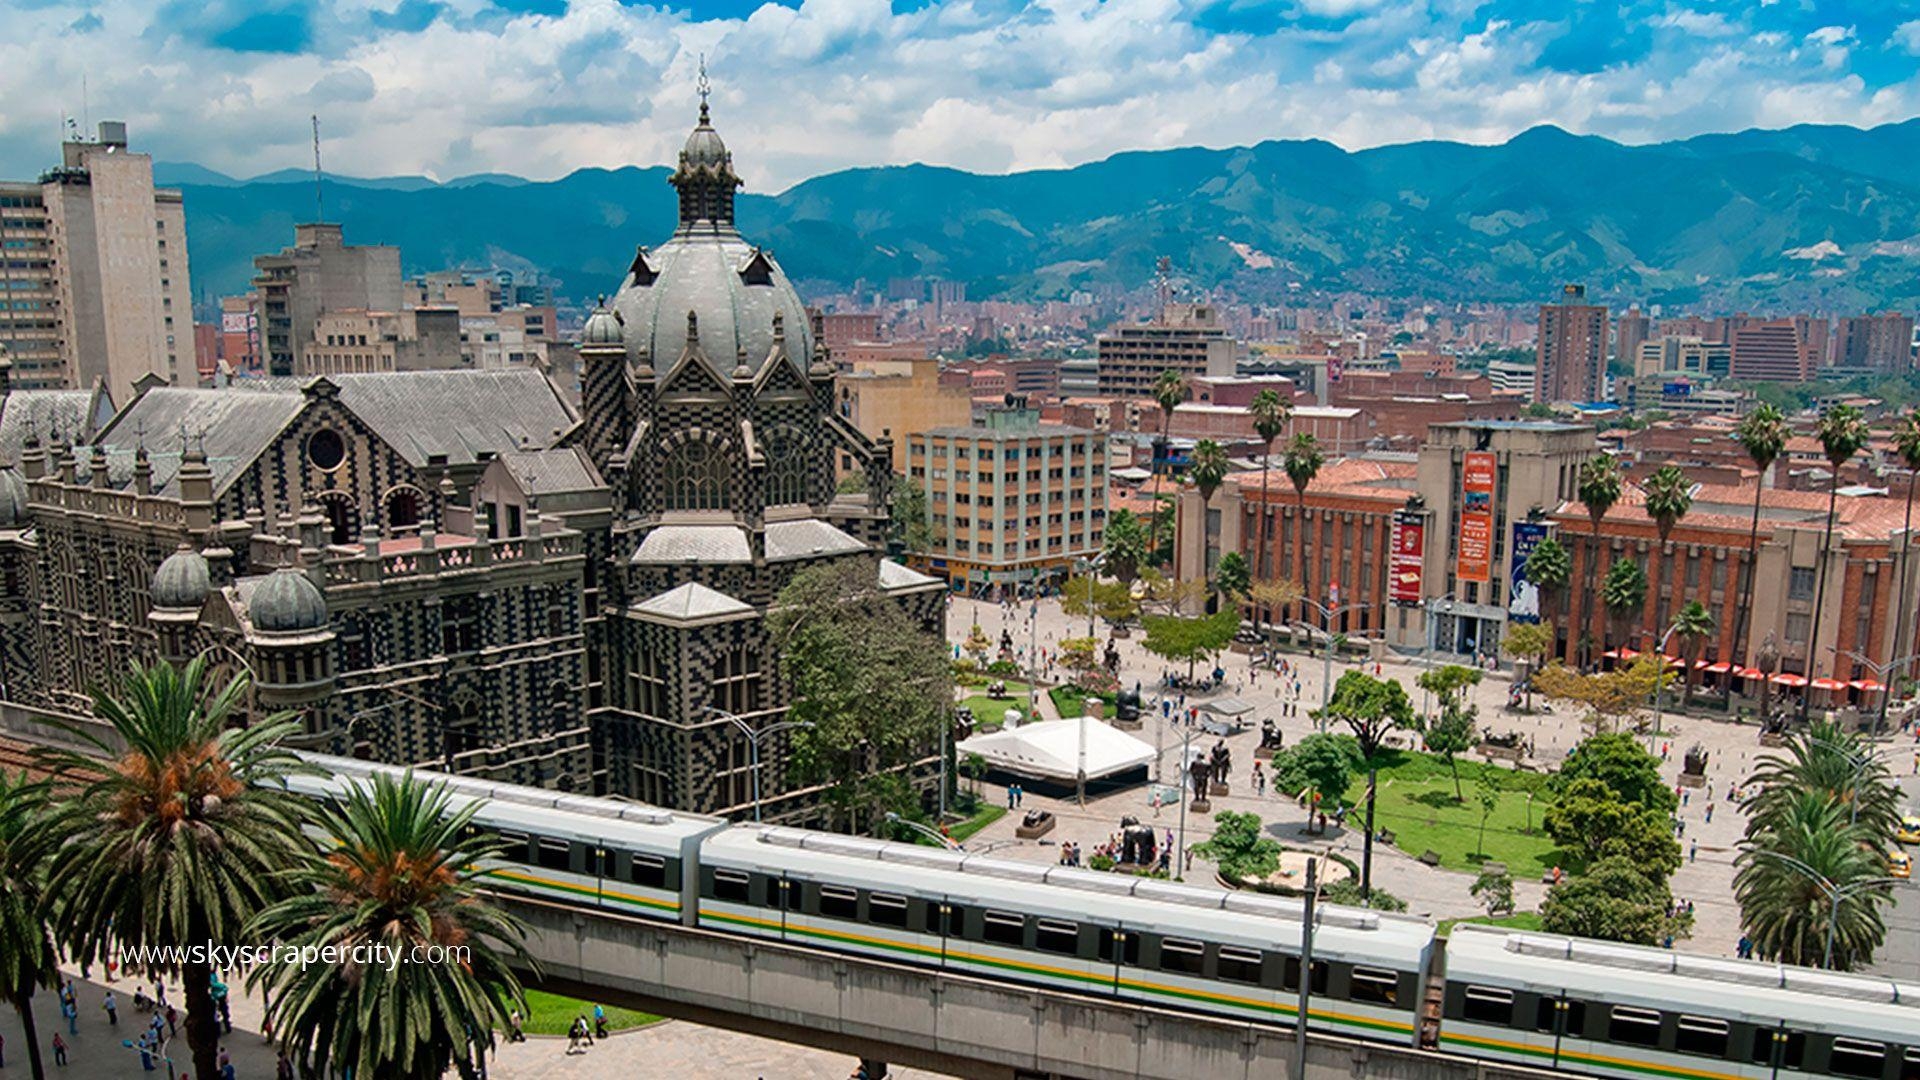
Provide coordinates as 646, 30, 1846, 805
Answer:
1049, 685, 1117, 719
520, 989, 661, 1036
958, 682, 1033, 729
1437, 911, 1546, 938
1364, 750, 1573, 875
948, 802, 1007, 844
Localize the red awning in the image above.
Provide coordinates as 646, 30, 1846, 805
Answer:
1852, 679, 1888, 692
1810, 677, 1848, 691
1602, 649, 1623, 659
1618, 648, 1641, 659
1737, 667, 1766, 680
1772, 672, 1810, 687
1662, 655, 1684, 667
1705, 661, 1735, 674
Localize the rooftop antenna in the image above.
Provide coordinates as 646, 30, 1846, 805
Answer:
697, 54, 711, 124
1154, 255, 1173, 316
311, 114, 324, 223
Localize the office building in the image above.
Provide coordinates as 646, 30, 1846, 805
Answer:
252, 223, 403, 376
0, 122, 192, 398
1532, 284, 1607, 404
1095, 304, 1240, 398
835, 355, 973, 472
1730, 319, 1820, 383
1836, 312, 1915, 372
1635, 336, 1730, 379
1615, 306, 1649, 373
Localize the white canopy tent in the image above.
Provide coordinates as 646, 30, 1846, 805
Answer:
956, 715, 1157, 783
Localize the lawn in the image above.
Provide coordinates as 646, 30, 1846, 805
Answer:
1364, 750, 1575, 877
520, 989, 661, 1036
1437, 911, 1546, 937
948, 802, 1007, 843
957, 682, 1033, 729
1049, 685, 1118, 719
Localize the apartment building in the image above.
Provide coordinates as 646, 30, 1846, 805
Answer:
1095, 304, 1240, 398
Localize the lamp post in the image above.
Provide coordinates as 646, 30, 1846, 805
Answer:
1835, 647, 1920, 737
1076, 552, 1108, 640
884, 811, 962, 851
1420, 592, 1461, 724
1648, 624, 1679, 756
1746, 849, 1900, 969
1294, 856, 1319, 1079
705, 706, 815, 823
1292, 598, 1372, 711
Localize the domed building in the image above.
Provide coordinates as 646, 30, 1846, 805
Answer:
577, 93, 946, 818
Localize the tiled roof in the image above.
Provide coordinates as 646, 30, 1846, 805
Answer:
765, 518, 866, 561
93, 387, 308, 497
1230, 458, 1420, 501
630, 524, 752, 564
629, 581, 754, 622
328, 371, 579, 466
496, 448, 603, 495
0, 387, 109, 467
879, 559, 941, 592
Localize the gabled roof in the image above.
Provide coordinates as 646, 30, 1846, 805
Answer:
879, 559, 941, 593
630, 524, 751, 565
628, 581, 754, 624
495, 448, 603, 496
93, 387, 308, 497
0, 384, 114, 467
764, 518, 865, 561
328, 371, 579, 466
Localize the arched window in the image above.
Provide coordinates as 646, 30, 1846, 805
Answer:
385, 487, 422, 533
664, 438, 728, 511
763, 426, 810, 507
319, 492, 360, 545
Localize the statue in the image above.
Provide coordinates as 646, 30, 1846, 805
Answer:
1116, 688, 1142, 723
1187, 755, 1211, 800
1118, 814, 1157, 866
1259, 719, 1285, 752
1104, 639, 1122, 675
1209, 740, 1233, 787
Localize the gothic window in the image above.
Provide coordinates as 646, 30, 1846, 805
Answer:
664, 438, 727, 511
385, 487, 422, 532
441, 597, 480, 654
320, 492, 360, 545
764, 426, 809, 507
444, 693, 483, 764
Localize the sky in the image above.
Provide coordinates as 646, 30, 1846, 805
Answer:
2, 0, 1918, 192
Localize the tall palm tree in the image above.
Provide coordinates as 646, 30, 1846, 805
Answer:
1101, 507, 1147, 584
1672, 600, 1715, 711
1745, 719, 1901, 845
1803, 404, 1870, 720
1282, 432, 1326, 632
0, 771, 56, 1080
1643, 465, 1692, 544
1731, 404, 1790, 671
1146, 368, 1189, 564
1602, 557, 1648, 654
251, 771, 532, 1080
1889, 409, 1920, 699
1735, 793, 1890, 971
33, 658, 313, 1080
1576, 455, 1624, 667
1249, 388, 1292, 580
1189, 438, 1230, 508
1523, 536, 1572, 631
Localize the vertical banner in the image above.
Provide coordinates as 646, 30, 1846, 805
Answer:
1456, 450, 1496, 584
1509, 521, 1547, 623
1389, 511, 1425, 605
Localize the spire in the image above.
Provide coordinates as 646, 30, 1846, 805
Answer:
669, 59, 742, 232
698, 54, 711, 126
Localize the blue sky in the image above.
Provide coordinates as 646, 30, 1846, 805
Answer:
2, 0, 1917, 190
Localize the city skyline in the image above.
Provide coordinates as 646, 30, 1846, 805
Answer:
3, 0, 1918, 190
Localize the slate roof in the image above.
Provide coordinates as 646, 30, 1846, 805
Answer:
610, 231, 813, 382
764, 518, 866, 561
878, 559, 941, 592
0, 386, 113, 466
630, 524, 752, 565
92, 387, 308, 497
629, 581, 755, 623
496, 448, 603, 496
328, 371, 579, 466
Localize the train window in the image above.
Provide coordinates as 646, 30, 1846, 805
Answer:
1608, 1006, 1662, 1047
1098, 930, 1141, 966
1282, 957, 1329, 994
496, 831, 528, 861
1349, 967, 1400, 1006
1534, 997, 1585, 1036
819, 886, 860, 921
1159, 938, 1205, 976
1035, 920, 1078, 956
628, 854, 667, 889
1750, 1030, 1806, 1069
984, 911, 1025, 947
1675, 1016, 1728, 1058
1218, 947, 1263, 985
535, 839, 572, 872
1462, 987, 1513, 1026
1830, 1039, 1887, 1078
869, 893, 909, 928
1900, 1047, 1920, 1080
925, 903, 953, 935
713, 869, 751, 904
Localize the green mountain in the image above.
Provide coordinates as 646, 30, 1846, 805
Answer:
171, 121, 1920, 310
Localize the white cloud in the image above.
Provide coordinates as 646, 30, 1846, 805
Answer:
1896, 20, 1920, 55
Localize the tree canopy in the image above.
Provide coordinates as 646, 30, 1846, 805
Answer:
1540, 856, 1685, 946
1193, 811, 1284, 881
1271, 733, 1362, 806
1532, 655, 1667, 734
1313, 670, 1415, 762
1140, 609, 1240, 680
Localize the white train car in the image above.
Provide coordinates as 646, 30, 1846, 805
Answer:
696, 825, 1436, 1047
1441, 923, 1920, 1080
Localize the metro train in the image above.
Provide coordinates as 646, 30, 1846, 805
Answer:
287, 755, 1920, 1080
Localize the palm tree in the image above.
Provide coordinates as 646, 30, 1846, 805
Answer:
1249, 388, 1292, 580
1803, 404, 1870, 720
1736, 793, 1891, 970
1602, 558, 1648, 654
1523, 536, 1572, 632
1146, 368, 1189, 563
1575, 454, 1623, 667
251, 771, 532, 1080
1889, 408, 1920, 699
1671, 600, 1715, 711
0, 771, 56, 1080
1101, 508, 1147, 584
1731, 404, 1790, 671
33, 658, 313, 1080
1643, 465, 1692, 544
1745, 719, 1901, 845
1189, 439, 1230, 508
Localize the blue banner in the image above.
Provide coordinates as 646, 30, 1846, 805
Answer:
1509, 521, 1548, 623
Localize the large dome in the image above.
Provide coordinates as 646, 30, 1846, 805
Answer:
249, 568, 329, 633
609, 233, 812, 379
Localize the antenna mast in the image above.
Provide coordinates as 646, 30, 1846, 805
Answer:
311, 114, 324, 222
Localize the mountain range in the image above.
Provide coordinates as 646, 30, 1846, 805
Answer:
159, 119, 1920, 311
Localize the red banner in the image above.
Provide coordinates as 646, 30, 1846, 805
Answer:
1389, 512, 1425, 605
1456, 450, 1496, 584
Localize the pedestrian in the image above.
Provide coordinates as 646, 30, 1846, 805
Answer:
1705, 803, 1714, 824
567, 1017, 584, 1054
1682, 788, 1689, 807
167, 1005, 178, 1036
138, 1031, 154, 1072
104, 990, 118, 1026
1689, 840, 1697, 863
155, 982, 168, 1012
52, 1033, 67, 1067
63, 997, 76, 1036
508, 1009, 526, 1043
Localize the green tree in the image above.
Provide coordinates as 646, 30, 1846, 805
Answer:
1736, 793, 1892, 970
1061, 575, 1139, 630
1501, 621, 1554, 710
771, 561, 952, 833
1470, 869, 1515, 916
1542, 777, 1681, 871
0, 771, 56, 1080
1249, 388, 1292, 582
1575, 455, 1624, 666
1314, 670, 1415, 763
889, 474, 939, 554
1323, 879, 1406, 911
1271, 733, 1362, 807
1141, 609, 1239, 683
1744, 720, 1900, 848
32, 658, 314, 1080
1522, 537, 1572, 628
1601, 557, 1647, 648
1416, 664, 1482, 798
1193, 811, 1283, 881
1540, 856, 1683, 945
1671, 600, 1715, 710
1189, 438, 1230, 507
1248, 578, 1303, 660
1474, 771, 1502, 860
1804, 404, 1871, 719
1643, 465, 1693, 544
1213, 551, 1251, 604
1532, 655, 1668, 735
1893, 409, 1920, 702
1731, 404, 1790, 668
1282, 432, 1326, 610
1101, 508, 1148, 584
1147, 368, 1190, 562
1553, 731, 1678, 818
251, 771, 531, 1080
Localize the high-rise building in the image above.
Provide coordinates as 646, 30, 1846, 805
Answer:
252, 223, 403, 376
0, 122, 193, 398
1836, 312, 1915, 372
1532, 284, 1607, 404
1635, 335, 1730, 379
1095, 304, 1241, 398
1730, 319, 1820, 383
1615, 306, 1649, 372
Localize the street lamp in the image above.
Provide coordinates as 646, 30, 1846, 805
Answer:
1834, 647, 1920, 737
1802, 736, 1894, 829
1647, 624, 1679, 756
1419, 592, 1461, 723
1076, 552, 1108, 640
705, 706, 815, 823
1745, 849, 1900, 969
884, 811, 962, 851
1289, 597, 1372, 711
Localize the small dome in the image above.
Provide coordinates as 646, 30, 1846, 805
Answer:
249, 568, 328, 633
0, 468, 27, 528
152, 545, 211, 610
681, 122, 730, 171
582, 306, 624, 345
